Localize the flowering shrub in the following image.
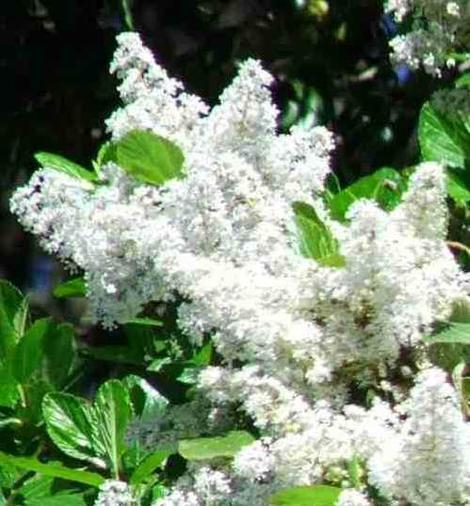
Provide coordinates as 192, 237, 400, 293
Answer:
6, 2, 470, 504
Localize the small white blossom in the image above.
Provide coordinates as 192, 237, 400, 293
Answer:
336, 489, 372, 506
94, 480, 136, 506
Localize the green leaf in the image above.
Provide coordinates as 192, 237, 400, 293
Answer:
96, 141, 118, 168
446, 168, 470, 204
115, 130, 185, 185
0, 461, 21, 489
293, 202, 344, 267
0, 366, 19, 408
425, 299, 470, 344
269, 485, 341, 506
179, 431, 255, 461
456, 73, 470, 88
93, 380, 133, 477
418, 102, 470, 168
146, 357, 172, 372
83, 345, 142, 365
0, 452, 104, 487
43, 323, 75, 388
18, 474, 54, 502
177, 368, 200, 385
425, 321, 470, 344
191, 342, 213, 367
26, 494, 86, 506
53, 278, 86, 299
123, 375, 168, 421
13, 318, 50, 383
35, 152, 98, 183
130, 444, 175, 485
123, 317, 163, 327
0, 280, 28, 362
42, 393, 101, 464
328, 167, 404, 221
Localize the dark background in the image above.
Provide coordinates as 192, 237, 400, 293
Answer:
0, 0, 444, 294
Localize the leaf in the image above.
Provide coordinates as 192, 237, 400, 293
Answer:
446, 168, 470, 204
418, 102, 470, 168
456, 73, 470, 88
0, 452, 104, 487
328, 167, 404, 221
123, 375, 168, 421
13, 318, 50, 384
42, 393, 100, 464
146, 357, 172, 372
96, 141, 117, 168
115, 130, 185, 185
123, 317, 163, 327
0, 461, 21, 489
130, 444, 175, 485
26, 494, 86, 506
18, 474, 54, 502
43, 323, 75, 388
269, 485, 341, 506
293, 202, 344, 267
178, 431, 255, 461
0, 280, 28, 362
191, 342, 213, 367
0, 366, 19, 408
177, 368, 200, 385
425, 321, 470, 344
83, 345, 142, 365
93, 380, 133, 476
53, 278, 86, 298
35, 152, 98, 183
425, 299, 470, 344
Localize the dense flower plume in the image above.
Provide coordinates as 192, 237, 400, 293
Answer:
10, 32, 470, 504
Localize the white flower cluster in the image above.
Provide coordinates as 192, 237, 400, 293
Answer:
369, 368, 470, 505
94, 480, 136, 506
11, 33, 470, 505
431, 87, 470, 118
386, 0, 468, 75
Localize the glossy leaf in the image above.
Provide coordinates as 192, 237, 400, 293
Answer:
179, 431, 255, 461
115, 130, 185, 185
130, 444, 176, 485
13, 318, 50, 383
328, 167, 404, 221
0, 280, 28, 362
425, 321, 470, 344
42, 393, 100, 464
293, 202, 344, 267
96, 141, 117, 169
43, 323, 75, 388
0, 452, 104, 487
123, 317, 163, 327
53, 278, 86, 299
26, 494, 86, 506
123, 375, 168, 420
35, 152, 98, 183
269, 485, 341, 506
446, 168, 470, 204
0, 366, 19, 408
418, 102, 470, 168
83, 345, 142, 366
93, 380, 133, 476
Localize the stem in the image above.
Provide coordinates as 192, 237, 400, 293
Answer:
121, 0, 134, 30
